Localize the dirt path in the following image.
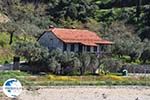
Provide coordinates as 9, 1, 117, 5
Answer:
17, 86, 150, 100
1, 86, 150, 100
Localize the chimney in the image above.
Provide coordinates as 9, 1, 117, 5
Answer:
49, 25, 55, 30
71, 26, 76, 29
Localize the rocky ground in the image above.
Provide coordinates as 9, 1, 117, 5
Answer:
1, 86, 150, 100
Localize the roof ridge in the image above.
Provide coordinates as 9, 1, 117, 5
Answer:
52, 27, 89, 31
46, 27, 113, 46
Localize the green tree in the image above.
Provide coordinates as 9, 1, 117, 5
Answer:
48, 57, 61, 74
136, 0, 141, 21
100, 58, 123, 73
140, 40, 150, 63
0, 22, 19, 45
140, 49, 150, 64
142, 5, 150, 26
14, 41, 49, 64
89, 54, 99, 74
138, 26, 150, 41
78, 53, 91, 75
104, 21, 143, 62
0, 32, 10, 47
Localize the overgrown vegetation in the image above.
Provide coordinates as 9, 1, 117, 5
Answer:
1, 71, 150, 86
0, 32, 36, 64
0, 0, 150, 73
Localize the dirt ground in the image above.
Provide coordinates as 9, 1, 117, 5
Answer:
1, 86, 150, 100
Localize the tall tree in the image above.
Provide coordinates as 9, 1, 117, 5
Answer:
136, 0, 141, 21
142, 5, 150, 26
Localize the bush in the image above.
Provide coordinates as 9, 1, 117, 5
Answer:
78, 53, 91, 75
100, 58, 123, 73
140, 49, 150, 63
140, 40, 150, 64
138, 26, 150, 41
89, 54, 99, 74
0, 32, 9, 47
104, 21, 143, 62
48, 57, 61, 74
14, 41, 49, 64
19, 22, 44, 37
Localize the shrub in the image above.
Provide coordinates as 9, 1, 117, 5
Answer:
100, 58, 123, 73
78, 53, 91, 75
14, 41, 49, 64
89, 54, 99, 74
48, 57, 61, 74
140, 49, 150, 63
140, 40, 150, 63
0, 32, 9, 47
138, 26, 150, 41
104, 21, 143, 62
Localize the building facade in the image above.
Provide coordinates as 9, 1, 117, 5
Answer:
38, 27, 113, 53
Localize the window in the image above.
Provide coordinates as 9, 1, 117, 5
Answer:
94, 46, 97, 52
63, 43, 67, 51
87, 46, 90, 52
70, 44, 75, 51
50, 38, 53, 47
78, 44, 83, 52
100, 45, 105, 51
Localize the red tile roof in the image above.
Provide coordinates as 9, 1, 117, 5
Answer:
48, 28, 113, 46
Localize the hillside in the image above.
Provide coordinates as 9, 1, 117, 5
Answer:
0, 0, 150, 64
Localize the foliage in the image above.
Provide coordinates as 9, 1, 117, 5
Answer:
14, 41, 49, 64
0, 48, 13, 64
78, 53, 91, 75
141, 5, 150, 26
0, 32, 10, 47
89, 54, 99, 74
95, 0, 149, 9
17, 22, 44, 37
104, 21, 143, 62
60, 17, 84, 29
100, 58, 123, 73
138, 26, 150, 41
0, 32, 38, 64
0, 0, 150, 72
2, 71, 150, 86
140, 40, 150, 63
47, 0, 98, 22
48, 57, 60, 73
84, 18, 102, 32
13, 42, 101, 75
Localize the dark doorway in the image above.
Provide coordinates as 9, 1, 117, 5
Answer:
70, 44, 75, 51
87, 46, 90, 52
94, 46, 97, 52
63, 43, 67, 51
78, 44, 83, 52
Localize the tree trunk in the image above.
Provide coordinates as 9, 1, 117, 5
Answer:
143, 59, 146, 64
136, 0, 141, 21
80, 67, 85, 75
92, 68, 96, 75
9, 32, 13, 45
